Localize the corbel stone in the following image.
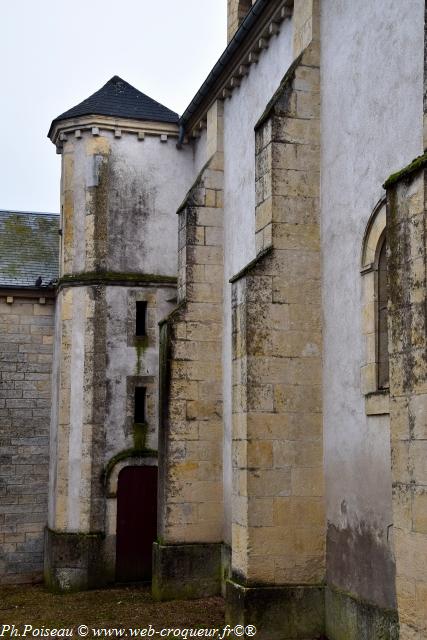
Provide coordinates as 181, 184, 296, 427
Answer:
248, 51, 259, 65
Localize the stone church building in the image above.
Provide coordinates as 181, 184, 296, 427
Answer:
1, 0, 427, 638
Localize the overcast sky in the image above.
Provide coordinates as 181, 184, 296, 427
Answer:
1, 1, 226, 213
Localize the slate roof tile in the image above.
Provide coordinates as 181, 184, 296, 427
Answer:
0, 210, 59, 289
50, 76, 179, 130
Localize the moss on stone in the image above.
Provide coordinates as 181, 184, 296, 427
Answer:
103, 447, 158, 486
58, 272, 177, 287
44, 528, 107, 593
325, 585, 399, 640
135, 335, 148, 375
45, 527, 104, 539
226, 580, 326, 639
383, 152, 427, 189
152, 542, 222, 602
133, 422, 148, 449
1, 213, 59, 279
229, 247, 273, 283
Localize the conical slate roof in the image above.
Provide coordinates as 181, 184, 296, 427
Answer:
49, 76, 179, 135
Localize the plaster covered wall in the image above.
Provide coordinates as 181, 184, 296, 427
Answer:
104, 285, 176, 459
106, 136, 194, 276
48, 126, 192, 537
222, 17, 293, 542
60, 130, 194, 277
192, 129, 208, 186
321, 0, 424, 610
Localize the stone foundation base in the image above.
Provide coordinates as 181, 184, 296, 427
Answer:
44, 528, 108, 592
152, 542, 222, 601
325, 586, 399, 640
225, 579, 325, 640
221, 544, 232, 597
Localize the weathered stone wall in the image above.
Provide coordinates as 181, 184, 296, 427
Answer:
0, 294, 55, 584
227, 0, 252, 42
222, 9, 293, 545
158, 152, 224, 545
47, 123, 187, 590
424, 0, 427, 151
154, 103, 224, 600
226, 35, 325, 638
58, 131, 193, 277
230, 41, 323, 587
386, 164, 427, 640
292, 0, 319, 59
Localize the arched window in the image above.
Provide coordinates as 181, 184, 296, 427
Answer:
361, 199, 389, 414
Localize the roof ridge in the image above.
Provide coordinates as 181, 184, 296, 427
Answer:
0, 209, 60, 216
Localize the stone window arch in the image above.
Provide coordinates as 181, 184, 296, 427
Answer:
361, 198, 389, 414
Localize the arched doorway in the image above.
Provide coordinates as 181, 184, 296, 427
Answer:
116, 465, 158, 583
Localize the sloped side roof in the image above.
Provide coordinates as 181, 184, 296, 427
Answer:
49, 76, 179, 135
0, 210, 59, 288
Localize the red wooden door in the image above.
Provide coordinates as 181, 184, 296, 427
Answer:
116, 465, 158, 583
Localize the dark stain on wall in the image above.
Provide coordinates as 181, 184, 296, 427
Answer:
88, 285, 108, 532
326, 518, 396, 611
107, 157, 156, 273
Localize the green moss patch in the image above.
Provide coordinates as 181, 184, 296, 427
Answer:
134, 336, 149, 375
58, 272, 177, 287
133, 422, 148, 450
103, 448, 158, 487
383, 152, 427, 189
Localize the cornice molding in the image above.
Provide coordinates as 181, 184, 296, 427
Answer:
182, 0, 293, 140
49, 115, 179, 151
0, 287, 56, 299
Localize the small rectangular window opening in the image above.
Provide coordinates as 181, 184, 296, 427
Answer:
134, 387, 146, 423
136, 301, 147, 337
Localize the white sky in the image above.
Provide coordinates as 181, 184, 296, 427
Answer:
1, 0, 227, 213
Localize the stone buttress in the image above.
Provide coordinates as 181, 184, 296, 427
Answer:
226, 12, 325, 640
227, 0, 253, 43
384, 157, 427, 638
381, 10, 427, 637
154, 102, 224, 600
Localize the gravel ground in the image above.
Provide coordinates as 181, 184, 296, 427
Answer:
0, 584, 225, 638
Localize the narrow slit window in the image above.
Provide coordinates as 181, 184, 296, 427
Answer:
136, 301, 147, 337
134, 387, 146, 423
